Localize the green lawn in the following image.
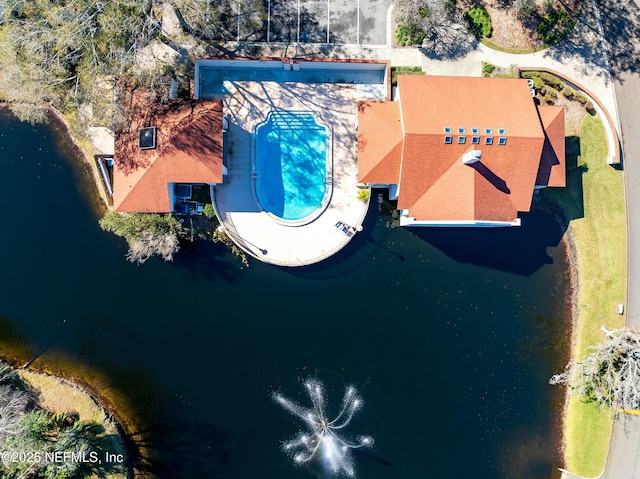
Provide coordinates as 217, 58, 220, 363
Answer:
542, 114, 626, 476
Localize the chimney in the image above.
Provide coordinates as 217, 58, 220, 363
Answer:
462, 150, 482, 165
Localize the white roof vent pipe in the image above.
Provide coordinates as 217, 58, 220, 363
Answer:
462, 150, 482, 165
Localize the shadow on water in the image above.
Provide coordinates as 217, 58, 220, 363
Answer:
281, 204, 401, 280
127, 423, 231, 478
0, 316, 35, 365
171, 239, 244, 283
409, 206, 567, 276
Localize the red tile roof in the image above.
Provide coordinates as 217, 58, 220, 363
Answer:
357, 75, 565, 224
357, 101, 403, 184
537, 105, 566, 188
113, 91, 223, 212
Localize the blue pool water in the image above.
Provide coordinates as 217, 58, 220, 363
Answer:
254, 111, 327, 221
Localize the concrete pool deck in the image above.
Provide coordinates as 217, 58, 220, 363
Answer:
213, 81, 385, 266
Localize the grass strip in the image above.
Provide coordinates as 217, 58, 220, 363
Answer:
542, 114, 626, 476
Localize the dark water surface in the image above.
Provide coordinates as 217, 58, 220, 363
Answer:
0, 109, 570, 479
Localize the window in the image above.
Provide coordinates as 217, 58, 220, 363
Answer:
498, 137, 507, 145
444, 127, 452, 133
485, 137, 494, 145
458, 127, 465, 133
444, 135, 453, 144
499, 128, 506, 135
458, 136, 466, 144
485, 128, 493, 134
472, 128, 479, 134
472, 136, 480, 144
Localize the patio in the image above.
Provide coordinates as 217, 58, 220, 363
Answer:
212, 81, 385, 266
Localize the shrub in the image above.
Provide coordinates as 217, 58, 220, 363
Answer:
520, 71, 540, 80
576, 94, 589, 105
212, 227, 249, 267
544, 92, 556, 104
445, 0, 457, 12
482, 63, 496, 76
357, 189, 370, 203
585, 100, 596, 115
395, 23, 427, 46
463, 5, 492, 38
562, 86, 575, 100
540, 72, 565, 91
203, 203, 216, 219
391, 66, 424, 85
537, 8, 573, 45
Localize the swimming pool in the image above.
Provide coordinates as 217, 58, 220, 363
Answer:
254, 111, 329, 222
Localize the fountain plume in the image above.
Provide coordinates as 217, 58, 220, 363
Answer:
273, 379, 373, 477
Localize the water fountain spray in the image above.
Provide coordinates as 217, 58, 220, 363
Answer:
273, 379, 373, 477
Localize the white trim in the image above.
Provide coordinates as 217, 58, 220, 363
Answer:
399, 212, 521, 227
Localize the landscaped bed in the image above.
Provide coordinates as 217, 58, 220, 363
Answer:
392, 0, 582, 51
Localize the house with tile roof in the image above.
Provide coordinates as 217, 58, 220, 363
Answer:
357, 75, 565, 227
113, 90, 225, 213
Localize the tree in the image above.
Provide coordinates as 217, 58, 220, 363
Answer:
394, 0, 454, 46
550, 328, 640, 410
99, 211, 185, 264
0, 0, 159, 123
0, 363, 29, 442
169, 0, 265, 42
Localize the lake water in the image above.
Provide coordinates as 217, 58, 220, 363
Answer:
0, 108, 570, 479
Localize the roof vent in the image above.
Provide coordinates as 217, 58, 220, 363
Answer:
139, 127, 157, 150
462, 150, 482, 165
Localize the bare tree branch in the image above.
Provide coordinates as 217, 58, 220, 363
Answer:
550, 328, 640, 410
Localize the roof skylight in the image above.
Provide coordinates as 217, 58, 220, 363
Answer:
139, 127, 157, 150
